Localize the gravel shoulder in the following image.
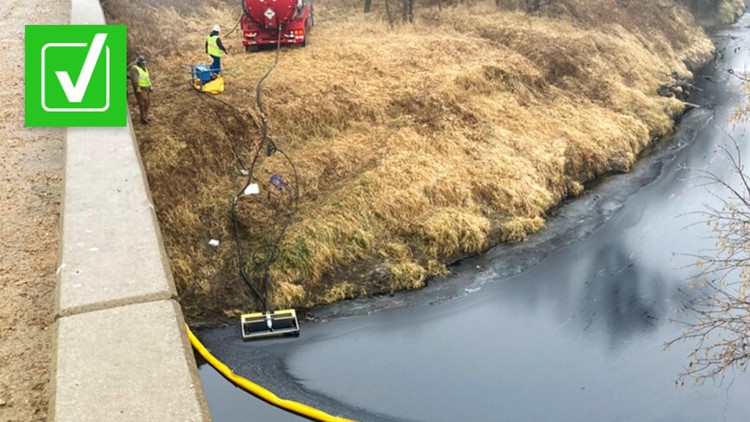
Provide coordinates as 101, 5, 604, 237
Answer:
0, 0, 68, 420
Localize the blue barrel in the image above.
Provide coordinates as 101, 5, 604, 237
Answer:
192, 65, 214, 84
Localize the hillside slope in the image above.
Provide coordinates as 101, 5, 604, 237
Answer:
103, 0, 742, 323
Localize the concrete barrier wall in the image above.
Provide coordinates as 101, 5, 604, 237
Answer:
48, 1, 211, 420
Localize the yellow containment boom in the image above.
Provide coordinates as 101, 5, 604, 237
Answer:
186, 325, 356, 422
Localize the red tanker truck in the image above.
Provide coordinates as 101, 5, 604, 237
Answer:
241, 0, 314, 52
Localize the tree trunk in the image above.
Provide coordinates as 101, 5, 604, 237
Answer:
364, 0, 372, 13
385, 0, 395, 28
401, 0, 413, 22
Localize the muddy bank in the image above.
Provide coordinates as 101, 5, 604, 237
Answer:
103, 0, 743, 324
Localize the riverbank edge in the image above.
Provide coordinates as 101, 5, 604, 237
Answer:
242, 3, 749, 326
46, 1, 212, 420
190, 8, 747, 329
364, 5, 748, 309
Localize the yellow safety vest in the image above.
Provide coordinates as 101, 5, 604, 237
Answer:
132, 65, 152, 88
207, 35, 222, 57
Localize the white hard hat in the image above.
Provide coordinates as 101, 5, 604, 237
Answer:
212, 24, 221, 33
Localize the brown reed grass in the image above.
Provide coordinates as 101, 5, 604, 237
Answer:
101, 0, 740, 323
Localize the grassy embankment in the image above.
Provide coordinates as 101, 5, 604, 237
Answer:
102, 0, 742, 324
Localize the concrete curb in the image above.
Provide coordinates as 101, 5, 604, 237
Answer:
48, 1, 212, 420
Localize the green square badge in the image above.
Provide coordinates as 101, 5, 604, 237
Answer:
25, 25, 127, 127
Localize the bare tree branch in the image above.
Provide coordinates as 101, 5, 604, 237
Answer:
667, 134, 750, 385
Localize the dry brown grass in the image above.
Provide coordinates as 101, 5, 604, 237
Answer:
102, 0, 738, 324
680, 0, 745, 27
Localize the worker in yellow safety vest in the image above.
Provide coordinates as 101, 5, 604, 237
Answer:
205, 24, 228, 74
128, 55, 153, 124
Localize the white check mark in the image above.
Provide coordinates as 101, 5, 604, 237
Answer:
55, 33, 107, 103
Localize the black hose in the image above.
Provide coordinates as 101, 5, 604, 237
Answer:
231, 29, 289, 313
256, 146, 300, 302
225, 14, 244, 38
191, 29, 297, 314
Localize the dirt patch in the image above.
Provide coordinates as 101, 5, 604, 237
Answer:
0, 0, 67, 421
102, 0, 736, 325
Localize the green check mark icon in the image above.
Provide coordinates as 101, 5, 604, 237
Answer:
56, 33, 107, 103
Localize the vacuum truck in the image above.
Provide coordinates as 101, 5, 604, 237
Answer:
241, 0, 313, 52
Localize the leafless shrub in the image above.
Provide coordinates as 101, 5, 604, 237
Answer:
666, 138, 750, 384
